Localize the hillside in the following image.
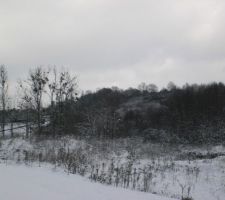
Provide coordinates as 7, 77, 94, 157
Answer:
74, 83, 225, 143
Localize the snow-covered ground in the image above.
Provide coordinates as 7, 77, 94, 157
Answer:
0, 163, 174, 200
0, 137, 225, 200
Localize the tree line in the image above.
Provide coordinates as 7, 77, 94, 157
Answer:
0, 65, 78, 137
0, 64, 225, 144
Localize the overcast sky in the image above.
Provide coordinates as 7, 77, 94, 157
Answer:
0, 0, 225, 92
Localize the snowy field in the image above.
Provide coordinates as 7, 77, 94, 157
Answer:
0, 163, 174, 200
0, 137, 225, 200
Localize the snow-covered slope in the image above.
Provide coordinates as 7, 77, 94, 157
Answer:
0, 164, 175, 200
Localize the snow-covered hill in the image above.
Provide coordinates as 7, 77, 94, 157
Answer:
0, 163, 174, 200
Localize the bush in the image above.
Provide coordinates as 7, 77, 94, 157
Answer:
182, 197, 193, 200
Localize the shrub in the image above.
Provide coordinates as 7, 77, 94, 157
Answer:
182, 197, 193, 200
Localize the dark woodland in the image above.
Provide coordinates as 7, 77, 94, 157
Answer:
1, 65, 225, 144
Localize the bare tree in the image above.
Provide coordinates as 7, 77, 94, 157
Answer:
47, 68, 78, 134
167, 81, 177, 91
138, 82, 148, 92
20, 67, 49, 135
18, 82, 33, 138
48, 67, 58, 135
147, 83, 158, 93
138, 82, 158, 93
0, 65, 9, 137
30, 67, 49, 135
56, 70, 78, 103
55, 70, 78, 133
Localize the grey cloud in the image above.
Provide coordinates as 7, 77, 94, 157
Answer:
0, 0, 225, 91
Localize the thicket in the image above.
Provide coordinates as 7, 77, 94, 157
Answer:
73, 83, 225, 144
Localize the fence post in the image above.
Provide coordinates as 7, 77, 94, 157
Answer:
26, 122, 29, 138
10, 122, 14, 137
